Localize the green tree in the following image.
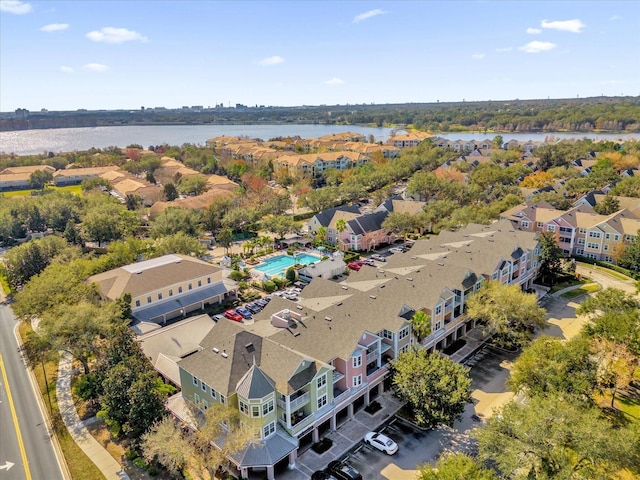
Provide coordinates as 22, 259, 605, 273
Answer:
82, 206, 124, 246
617, 229, 640, 271
508, 335, 597, 402
28, 169, 53, 190
593, 194, 621, 215
285, 266, 297, 283
162, 182, 179, 201
390, 349, 472, 428
475, 394, 639, 479
217, 227, 233, 254
123, 372, 168, 438
178, 175, 207, 196
492, 135, 503, 149
315, 226, 328, 245
382, 212, 417, 243
466, 281, 546, 349
417, 453, 497, 480
200, 197, 232, 234
150, 207, 202, 238
152, 232, 206, 257
410, 310, 431, 342
41, 301, 115, 374
261, 215, 296, 241
538, 231, 564, 286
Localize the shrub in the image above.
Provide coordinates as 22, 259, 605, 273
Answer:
311, 437, 333, 454
125, 448, 139, 461
229, 270, 245, 281
364, 401, 382, 415
272, 277, 285, 289
133, 457, 147, 469
238, 281, 248, 291
74, 373, 100, 401
262, 280, 276, 292
285, 267, 297, 283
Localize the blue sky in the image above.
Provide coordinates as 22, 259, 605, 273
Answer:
1, 0, 638, 111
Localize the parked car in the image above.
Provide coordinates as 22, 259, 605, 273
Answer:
370, 254, 386, 262
255, 299, 268, 307
363, 259, 375, 266
389, 247, 404, 254
348, 261, 362, 271
224, 310, 243, 322
328, 461, 363, 480
311, 472, 338, 480
245, 303, 261, 314
212, 314, 225, 322
364, 431, 398, 455
235, 307, 253, 319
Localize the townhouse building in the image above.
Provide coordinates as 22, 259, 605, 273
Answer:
501, 201, 640, 263
52, 166, 118, 186
272, 151, 371, 181
152, 220, 539, 479
0, 165, 56, 191
386, 132, 432, 148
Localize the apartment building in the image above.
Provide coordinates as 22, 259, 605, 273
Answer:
155, 220, 539, 479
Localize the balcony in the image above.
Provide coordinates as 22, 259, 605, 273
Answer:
290, 412, 315, 435
277, 391, 310, 411
332, 371, 345, 383
366, 350, 379, 364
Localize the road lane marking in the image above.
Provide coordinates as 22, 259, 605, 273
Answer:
0, 353, 32, 480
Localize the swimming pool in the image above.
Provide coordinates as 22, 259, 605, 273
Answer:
253, 253, 321, 277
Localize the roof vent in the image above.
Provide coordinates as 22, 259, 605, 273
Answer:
325, 316, 332, 321
407, 277, 413, 281
221, 352, 228, 358
377, 269, 385, 274
212, 347, 219, 354
437, 262, 445, 266
341, 286, 348, 290
335, 302, 342, 306
369, 295, 377, 299
293, 331, 301, 337
380, 284, 385, 288
411, 256, 417, 260
296, 305, 303, 310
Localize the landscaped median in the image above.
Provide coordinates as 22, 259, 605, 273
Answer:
560, 283, 601, 299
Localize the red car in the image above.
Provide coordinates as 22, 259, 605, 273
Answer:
224, 309, 243, 322
348, 261, 362, 271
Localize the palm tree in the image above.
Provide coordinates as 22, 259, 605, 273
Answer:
335, 219, 347, 250
411, 311, 431, 343
315, 226, 328, 246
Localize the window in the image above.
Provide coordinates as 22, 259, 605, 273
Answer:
210, 387, 217, 399
492, 272, 498, 280
201, 381, 207, 392
220, 395, 226, 404
147, 296, 152, 304
135, 300, 140, 307
194, 393, 200, 404
262, 400, 274, 416
352, 355, 362, 368
193, 376, 198, 386
605, 233, 611, 240
178, 286, 183, 293
382, 329, 394, 340
188, 283, 193, 290
604, 244, 609, 251
252, 405, 260, 417
521, 221, 529, 228
207, 277, 211, 284
198, 280, 202, 287
263, 422, 275, 438
587, 242, 599, 249
317, 375, 327, 389
400, 344, 410, 353
435, 305, 442, 315
559, 237, 571, 243
435, 321, 441, 331
579, 228, 586, 234
614, 234, 620, 241
317, 394, 327, 409
353, 375, 362, 388
158, 293, 163, 300
588, 231, 601, 238
398, 327, 409, 340
202, 400, 208, 410
169, 289, 173, 297
537, 222, 544, 228
559, 227, 572, 233
547, 225, 556, 232
577, 238, 585, 245
239, 401, 248, 415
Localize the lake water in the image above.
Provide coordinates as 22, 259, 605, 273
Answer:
0, 124, 638, 156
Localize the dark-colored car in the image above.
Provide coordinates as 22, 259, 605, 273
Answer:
245, 303, 261, 314
255, 298, 268, 307
328, 461, 363, 480
224, 309, 243, 322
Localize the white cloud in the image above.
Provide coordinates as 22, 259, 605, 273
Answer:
258, 55, 284, 66
0, 0, 32, 14
472, 53, 485, 60
41, 23, 69, 32
59, 66, 74, 73
353, 9, 387, 23
519, 41, 557, 53
610, 15, 621, 21
541, 19, 586, 33
526, 27, 541, 34
86, 27, 147, 44
496, 47, 513, 53
82, 63, 109, 72
324, 77, 345, 86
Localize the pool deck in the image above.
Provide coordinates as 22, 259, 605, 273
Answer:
251, 250, 323, 277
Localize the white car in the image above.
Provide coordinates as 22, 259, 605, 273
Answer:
364, 431, 398, 455
389, 247, 404, 254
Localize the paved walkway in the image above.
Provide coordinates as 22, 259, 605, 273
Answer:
56, 352, 130, 480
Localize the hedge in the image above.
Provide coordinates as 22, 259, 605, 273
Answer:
573, 255, 640, 280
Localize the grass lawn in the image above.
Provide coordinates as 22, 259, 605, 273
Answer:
18, 322, 106, 480
560, 284, 601, 299
2, 184, 83, 197
548, 276, 589, 294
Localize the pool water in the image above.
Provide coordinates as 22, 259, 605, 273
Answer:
253, 253, 320, 277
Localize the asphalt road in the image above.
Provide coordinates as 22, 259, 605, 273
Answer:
0, 304, 64, 480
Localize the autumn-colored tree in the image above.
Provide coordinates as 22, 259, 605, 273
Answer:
519, 171, 554, 188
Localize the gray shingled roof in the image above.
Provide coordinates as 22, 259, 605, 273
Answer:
312, 205, 360, 227
236, 364, 275, 400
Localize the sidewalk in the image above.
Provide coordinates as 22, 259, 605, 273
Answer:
56, 352, 130, 480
